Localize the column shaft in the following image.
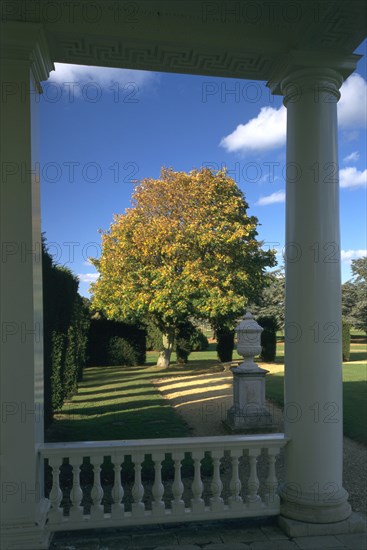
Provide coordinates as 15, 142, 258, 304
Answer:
0, 22, 53, 549
280, 69, 351, 523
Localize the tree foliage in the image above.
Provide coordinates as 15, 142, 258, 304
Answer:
250, 267, 285, 330
342, 256, 367, 333
91, 167, 275, 365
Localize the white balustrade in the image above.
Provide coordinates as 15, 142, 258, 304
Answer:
247, 448, 261, 508
111, 453, 124, 519
265, 447, 280, 506
191, 450, 205, 513
47, 456, 63, 523
152, 451, 165, 515
131, 453, 145, 516
210, 449, 224, 512
39, 434, 288, 531
69, 456, 84, 521
228, 449, 243, 510
90, 454, 104, 520
171, 450, 185, 515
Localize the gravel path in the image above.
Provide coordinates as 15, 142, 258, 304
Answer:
153, 368, 367, 516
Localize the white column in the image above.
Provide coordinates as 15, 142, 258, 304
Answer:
0, 22, 53, 549
278, 68, 351, 523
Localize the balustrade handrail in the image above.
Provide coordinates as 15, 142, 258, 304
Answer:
39, 433, 289, 457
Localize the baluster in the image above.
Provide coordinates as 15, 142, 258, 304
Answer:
210, 449, 224, 512
190, 450, 205, 514
228, 449, 243, 510
90, 454, 104, 520
152, 451, 165, 515
131, 453, 145, 516
265, 447, 280, 507
111, 453, 125, 518
69, 455, 84, 521
171, 450, 185, 515
246, 448, 261, 508
47, 456, 63, 522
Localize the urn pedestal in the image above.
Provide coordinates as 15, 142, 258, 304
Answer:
224, 312, 275, 433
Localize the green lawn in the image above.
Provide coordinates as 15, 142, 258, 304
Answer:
265, 363, 367, 444
266, 333, 367, 444
46, 365, 192, 442
47, 336, 366, 445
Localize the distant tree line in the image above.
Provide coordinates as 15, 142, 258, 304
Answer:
342, 257, 367, 334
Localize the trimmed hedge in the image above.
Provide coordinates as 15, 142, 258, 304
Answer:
257, 315, 277, 362
87, 318, 146, 367
342, 320, 351, 362
216, 327, 235, 362
42, 238, 90, 427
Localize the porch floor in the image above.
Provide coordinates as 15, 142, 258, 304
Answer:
50, 515, 366, 550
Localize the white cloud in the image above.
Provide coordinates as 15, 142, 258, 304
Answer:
341, 250, 367, 263
220, 105, 287, 153
78, 273, 99, 283
338, 74, 367, 128
339, 167, 367, 189
343, 151, 360, 164
220, 74, 366, 155
46, 63, 156, 95
256, 190, 285, 206
342, 130, 359, 142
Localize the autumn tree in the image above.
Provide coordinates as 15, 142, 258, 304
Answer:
91, 167, 275, 367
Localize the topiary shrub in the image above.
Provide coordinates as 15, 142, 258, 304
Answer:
342, 319, 351, 362
175, 321, 196, 364
108, 336, 142, 366
216, 327, 235, 362
190, 327, 209, 351
146, 319, 164, 351
87, 318, 146, 366
257, 315, 277, 362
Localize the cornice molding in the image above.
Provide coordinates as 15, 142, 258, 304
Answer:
0, 21, 54, 91
49, 34, 275, 80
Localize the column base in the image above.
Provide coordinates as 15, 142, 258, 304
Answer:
0, 523, 53, 550
0, 498, 52, 549
278, 512, 366, 537
279, 483, 352, 523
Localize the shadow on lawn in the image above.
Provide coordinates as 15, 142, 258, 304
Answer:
349, 350, 367, 361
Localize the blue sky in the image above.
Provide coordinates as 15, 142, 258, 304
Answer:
40, 40, 367, 298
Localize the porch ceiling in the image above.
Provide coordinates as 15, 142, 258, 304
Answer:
3, 0, 367, 80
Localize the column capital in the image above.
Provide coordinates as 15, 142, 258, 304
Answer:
266, 49, 361, 96
280, 68, 344, 105
0, 21, 53, 91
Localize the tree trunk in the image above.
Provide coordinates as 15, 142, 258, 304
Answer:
156, 330, 174, 368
